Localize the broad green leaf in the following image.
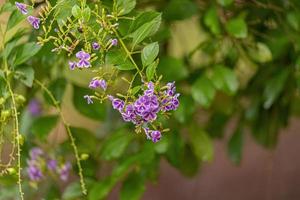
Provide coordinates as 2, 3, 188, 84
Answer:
189, 126, 214, 162
263, 70, 289, 109
72, 85, 106, 120
287, 12, 300, 31
141, 42, 159, 67
62, 182, 82, 200
128, 11, 161, 34
120, 172, 145, 200
158, 56, 188, 81
191, 75, 216, 108
14, 65, 34, 87
204, 6, 221, 35
163, 0, 198, 21
106, 49, 135, 70
248, 42, 272, 63
14, 42, 41, 66
82, 6, 91, 22
31, 115, 59, 140
100, 129, 133, 161
210, 65, 239, 95
178, 144, 200, 177
227, 127, 243, 165
44, 78, 67, 106
54, 0, 76, 24
7, 10, 25, 31
116, 0, 136, 16
0, 2, 14, 15
2, 40, 16, 59
217, 0, 234, 6
71, 5, 81, 18
225, 17, 248, 38
70, 127, 98, 153
146, 60, 158, 81
174, 96, 196, 123
129, 14, 161, 47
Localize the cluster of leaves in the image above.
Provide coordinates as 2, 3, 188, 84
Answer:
1, 0, 300, 199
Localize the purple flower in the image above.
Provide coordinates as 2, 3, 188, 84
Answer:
92, 42, 100, 50
111, 39, 118, 46
27, 16, 40, 29
84, 95, 93, 104
69, 61, 77, 70
15, 2, 28, 15
161, 93, 180, 112
141, 107, 159, 122
166, 81, 176, 96
143, 128, 151, 140
150, 130, 161, 143
121, 104, 137, 122
144, 82, 155, 96
108, 95, 125, 111
27, 164, 43, 181
28, 99, 42, 117
89, 78, 107, 91
135, 95, 159, 116
29, 147, 43, 160
47, 159, 57, 171
59, 162, 71, 182
76, 50, 91, 68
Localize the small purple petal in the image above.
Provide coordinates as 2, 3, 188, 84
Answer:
111, 39, 118, 46
69, 61, 77, 70
92, 42, 100, 50
15, 2, 28, 15
76, 50, 90, 60
59, 162, 71, 182
29, 147, 43, 160
150, 130, 161, 143
28, 99, 42, 116
47, 159, 57, 171
27, 16, 40, 29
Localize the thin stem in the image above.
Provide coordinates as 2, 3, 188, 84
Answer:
34, 79, 87, 196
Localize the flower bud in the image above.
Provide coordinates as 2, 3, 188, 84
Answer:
80, 153, 89, 160
15, 94, 26, 104
7, 167, 16, 175
1, 110, 11, 120
0, 97, 5, 105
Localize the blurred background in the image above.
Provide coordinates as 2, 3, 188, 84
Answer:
1, 0, 300, 199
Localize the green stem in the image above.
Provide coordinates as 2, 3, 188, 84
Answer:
34, 80, 87, 196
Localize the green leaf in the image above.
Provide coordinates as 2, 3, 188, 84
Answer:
100, 129, 133, 161
248, 42, 272, 63
146, 60, 158, 81
163, 0, 198, 21
7, 10, 25, 31
120, 172, 145, 200
106, 49, 134, 70
174, 96, 196, 123
217, 0, 234, 6
128, 11, 161, 34
158, 56, 188, 81
191, 75, 216, 108
189, 126, 214, 162
2, 40, 16, 60
14, 66, 34, 87
287, 12, 300, 31
44, 78, 67, 106
0, 2, 15, 15
204, 6, 221, 35
31, 115, 59, 140
129, 14, 161, 47
82, 6, 91, 22
54, 0, 76, 24
72, 85, 106, 120
62, 182, 83, 200
116, 0, 136, 16
141, 42, 159, 67
210, 65, 239, 95
227, 127, 243, 165
263, 70, 289, 109
14, 42, 41, 66
71, 5, 81, 18
225, 17, 248, 38
70, 127, 98, 153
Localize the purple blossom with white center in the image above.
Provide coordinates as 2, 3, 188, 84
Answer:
27, 163, 43, 181
76, 50, 91, 68
89, 78, 107, 91
108, 95, 125, 111
161, 93, 180, 112
29, 147, 43, 160
141, 107, 159, 122
150, 130, 161, 143
47, 159, 57, 171
144, 82, 155, 96
59, 162, 71, 182
111, 39, 118, 46
84, 95, 93, 104
15, 2, 28, 15
28, 99, 42, 117
69, 61, 76, 70
121, 104, 137, 122
134, 94, 159, 117
92, 42, 100, 50
166, 81, 176, 96
27, 16, 40, 29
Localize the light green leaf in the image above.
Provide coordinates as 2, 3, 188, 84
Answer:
217, 0, 234, 6
128, 11, 161, 34
204, 6, 221, 35
71, 5, 81, 18
14, 42, 41, 66
106, 49, 135, 70
43, 78, 67, 106
225, 17, 248, 38
116, 0, 136, 16
120, 172, 145, 200
31, 115, 59, 140
82, 6, 91, 22
141, 42, 159, 67
14, 66, 34, 87
62, 182, 82, 200
7, 10, 25, 31
248, 42, 272, 63
191, 75, 216, 108
146, 60, 158, 81
227, 127, 243, 165
189, 126, 214, 162
100, 129, 133, 161
158, 56, 188, 81
163, 0, 198, 21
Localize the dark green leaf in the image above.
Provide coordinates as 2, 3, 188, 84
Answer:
191, 75, 216, 108
158, 56, 188, 81
14, 65, 34, 87
217, 0, 234, 6
31, 115, 59, 140
7, 10, 25, 31
62, 182, 83, 200
227, 127, 243, 165
204, 6, 221, 35
116, 0, 136, 16
44, 78, 67, 106
106, 49, 135, 70
120, 172, 145, 200
141, 42, 159, 67
225, 17, 248, 38
14, 42, 41, 66
163, 0, 198, 21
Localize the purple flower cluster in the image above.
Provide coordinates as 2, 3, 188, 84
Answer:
89, 78, 107, 91
69, 50, 91, 70
26, 147, 72, 182
15, 2, 40, 29
107, 82, 180, 142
